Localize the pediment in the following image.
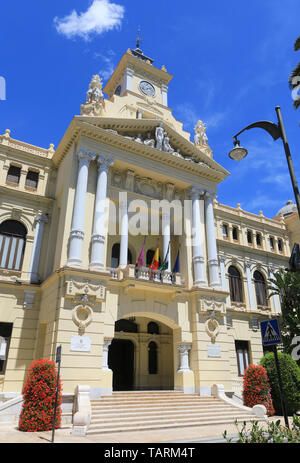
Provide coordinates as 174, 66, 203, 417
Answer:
53, 116, 229, 183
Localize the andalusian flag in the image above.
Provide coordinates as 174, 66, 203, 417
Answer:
159, 242, 170, 271
149, 244, 160, 270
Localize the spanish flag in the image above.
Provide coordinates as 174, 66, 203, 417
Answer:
149, 244, 160, 270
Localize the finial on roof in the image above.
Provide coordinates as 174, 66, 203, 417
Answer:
136, 26, 142, 49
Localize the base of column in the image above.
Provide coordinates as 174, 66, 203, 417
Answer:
67, 258, 82, 267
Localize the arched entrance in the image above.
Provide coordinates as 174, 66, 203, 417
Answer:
108, 339, 134, 391
108, 316, 174, 391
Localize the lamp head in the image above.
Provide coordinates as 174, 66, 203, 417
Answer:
228, 138, 248, 161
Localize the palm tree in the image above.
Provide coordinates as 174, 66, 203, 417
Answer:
289, 37, 300, 109
268, 269, 300, 362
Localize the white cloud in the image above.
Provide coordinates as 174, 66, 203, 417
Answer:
96, 50, 116, 80
54, 0, 125, 41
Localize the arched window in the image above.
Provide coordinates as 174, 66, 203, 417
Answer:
0, 220, 27, 270
228, 266, 243, 302
148, 341, 158, 374
254, 270, 268, 307
111, 243, 132, 268
147, 322, 159, 335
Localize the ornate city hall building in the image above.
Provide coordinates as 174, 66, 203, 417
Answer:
0, 44, 298, 429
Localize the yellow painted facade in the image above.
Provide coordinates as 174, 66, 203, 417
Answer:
0, 46, 298, 401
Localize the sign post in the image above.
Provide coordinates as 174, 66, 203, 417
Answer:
51, 345, 62, 443
260, 319, 289, 428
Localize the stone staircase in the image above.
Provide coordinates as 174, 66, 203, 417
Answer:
87, 390, 262, 435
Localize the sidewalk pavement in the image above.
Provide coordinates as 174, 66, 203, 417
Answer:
0, 416, 291, 444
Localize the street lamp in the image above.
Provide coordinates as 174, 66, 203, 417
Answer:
228, 106, 300, 219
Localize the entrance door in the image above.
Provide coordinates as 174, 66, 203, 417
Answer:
108, 339, 134, 391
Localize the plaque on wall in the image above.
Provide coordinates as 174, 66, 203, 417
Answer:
207, 344, 221, 358
70, 336, 91, 352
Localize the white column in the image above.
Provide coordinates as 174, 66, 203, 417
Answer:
219, 255, 227, 290
190, 187, 206, 286
245, 261, 256, 310
102, 339, 113, 371
124, 68, 133, 92
177, 344, 192, 372
204, 191, 220, 287
90, 155, 114, 269
269, 267, 281, 313
119, 192, 128, 268
28, 214, 48, 282
162, 211, 171, 272
67, 149, 96, 266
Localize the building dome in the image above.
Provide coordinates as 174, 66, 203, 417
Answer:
276, 200, 297, 217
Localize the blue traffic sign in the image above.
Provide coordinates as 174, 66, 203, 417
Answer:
260, 319, 281, 346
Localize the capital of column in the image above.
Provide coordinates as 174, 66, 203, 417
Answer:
219, 255, 226, 264
103, 339, 113, 352
204, 190, 218, 202
91, 234, 105, 244
188, 186, 205, 200
34, 214, 48, 225
97, 154, 114, 172
77, 149, 96, 165
176, 343, 192, 354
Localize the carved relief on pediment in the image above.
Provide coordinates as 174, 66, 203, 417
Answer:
198, 295, 226, 314
65, 279, 106, 302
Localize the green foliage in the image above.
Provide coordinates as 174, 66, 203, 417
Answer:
289, 36, 300, 109
223, 415, 300, 443
260, 352, 300, 416
268, 269, 300, 361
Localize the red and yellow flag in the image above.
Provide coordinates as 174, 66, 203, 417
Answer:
149, 245, 159, 270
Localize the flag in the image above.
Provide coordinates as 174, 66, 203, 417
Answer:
137, 237, 146, 268
172, 249, 180, 273
159, 242, 170, 271
149, 244, 160, 270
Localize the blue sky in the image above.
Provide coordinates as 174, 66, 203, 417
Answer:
0, 0, 299, 218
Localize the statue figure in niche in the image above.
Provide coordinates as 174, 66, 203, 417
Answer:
155, 123, 164, 150
194, 120, 209, 146
162, 131, 174, 153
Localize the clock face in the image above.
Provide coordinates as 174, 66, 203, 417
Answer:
139, 80, 156, 97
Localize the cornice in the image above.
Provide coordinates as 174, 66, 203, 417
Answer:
0, 133, 54, 164
216, 238, 290, 262
0, 185, 54, 206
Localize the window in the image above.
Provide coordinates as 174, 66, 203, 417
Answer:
148, 341, 158, 374
0, 323, 13, 374
25, 170, 39, 189
115, 319, 138, 333
147, 322, 159, 335
235, 341, 250, 376
256, 233, 262, 247
247, 230, 253, 244
6, 165, 21, 184
254, 270, 268, 307
232, 227, 238, 241
222, 224, 228, 238
269, 237, 274, 250
228, 266, 243, 302
278, 239, 283, 252
0, 220, 27, 271
111, 243, 132, 268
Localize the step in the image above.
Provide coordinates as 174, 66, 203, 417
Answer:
90, 398, 221, 406
90, 410, 255, 425
87, 416, 262, 435
90, 405, 237, 415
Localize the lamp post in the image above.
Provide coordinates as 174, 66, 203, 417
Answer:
228, 106, 300, 219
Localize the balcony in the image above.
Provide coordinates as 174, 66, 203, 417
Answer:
107, 264, 185, 287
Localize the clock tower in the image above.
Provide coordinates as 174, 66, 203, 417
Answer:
103, 42, 173, 117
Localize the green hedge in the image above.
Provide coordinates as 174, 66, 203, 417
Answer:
260, 352, 300, 416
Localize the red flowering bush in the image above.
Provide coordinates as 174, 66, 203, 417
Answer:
18, 359, 62, 432
242, 364, 275, 416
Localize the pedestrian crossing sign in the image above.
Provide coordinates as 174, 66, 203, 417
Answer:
260, 319, 281, 346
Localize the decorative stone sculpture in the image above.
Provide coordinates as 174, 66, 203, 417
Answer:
194, 120, 208, 146
162, 131, 174, 153
155, 123, 164, 150
81, 75, 104, 116
135, 133, 144, 143
144, 132, 155, 148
